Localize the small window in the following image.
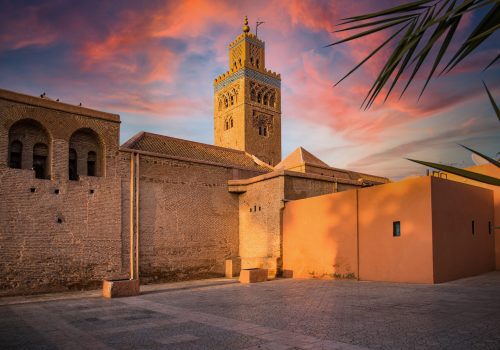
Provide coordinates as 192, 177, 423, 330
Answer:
393, 221, 401, 237
472, 220, 475, 235
257, 93, 262, 103
69, 148, 78, 181
256, 59, 260, 68
230, 95, 234, 105
33, 143, 48, 179
238, 58, 242, 66
263, 127, 267, 136
87, 151, 96, 177
9, 140, 22, 169
250, 57, 254, 65
230, 119, 233, 128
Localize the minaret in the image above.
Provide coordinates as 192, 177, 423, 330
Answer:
213, 17, 281, 166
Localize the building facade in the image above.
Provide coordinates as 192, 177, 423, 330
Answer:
0, 19, 495, 296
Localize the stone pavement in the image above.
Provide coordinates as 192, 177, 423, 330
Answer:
1, 272, 500, 350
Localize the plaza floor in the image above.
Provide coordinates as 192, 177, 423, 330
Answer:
1, 272, 500, 350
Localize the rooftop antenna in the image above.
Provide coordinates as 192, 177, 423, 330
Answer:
256, 20, 265, 37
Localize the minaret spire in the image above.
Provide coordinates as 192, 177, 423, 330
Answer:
243, 16, 250, 33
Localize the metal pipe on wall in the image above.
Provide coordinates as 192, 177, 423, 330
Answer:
129, 154, 135, 280
135, 153, 140, 280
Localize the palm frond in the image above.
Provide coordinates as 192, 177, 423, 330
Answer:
407, 158, 500, 186
459, 144, 500, 168
330, 0, 499, 108
483, 80, 500, 121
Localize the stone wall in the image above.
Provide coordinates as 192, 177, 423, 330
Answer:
118, 152, 242, 284
0, 90, 122, 296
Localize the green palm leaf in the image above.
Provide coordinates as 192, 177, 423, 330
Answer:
459, 145, 500, 168
483, 80, 500, 121
407, 158, 500, 186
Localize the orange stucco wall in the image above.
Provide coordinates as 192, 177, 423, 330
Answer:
283, 190, 358, 278
358, 177, 434, 283
431, 178, 495, 282
443, 164, 500, 269
282, 176, 495, 284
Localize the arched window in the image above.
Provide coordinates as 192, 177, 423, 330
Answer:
269, 94, 275, 107
8, 118, 50, 177
250, 57, 254, 65
230, 95, 234, 105
238, 58, 242, 66
9, 140, 22, 169
225, 120, 229, 130
87, 151, 96, 176
33, 143, 48, 179
230, 118, 234, 128
233, 61, 237, 69
250, 89, 256, 102
69, 148, 78, 181
257, 93, 262, 103
256, 59, 260, 68
224, 97, 228, 108
263, 94, 268, 105
69, 128, 103, 178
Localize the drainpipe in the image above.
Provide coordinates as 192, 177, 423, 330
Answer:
135, 153, 140, 280
356, 188, 360, 281
129, 154, 135, 280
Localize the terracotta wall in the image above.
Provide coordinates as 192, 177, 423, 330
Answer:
443, 164, 500, 269
358, 177, 434, 283
283, 190, 358, 278
431, 178, 495, 282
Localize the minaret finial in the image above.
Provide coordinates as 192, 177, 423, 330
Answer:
243, 16, 250, 33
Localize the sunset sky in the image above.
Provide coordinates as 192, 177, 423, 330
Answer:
1, 0, 499, 179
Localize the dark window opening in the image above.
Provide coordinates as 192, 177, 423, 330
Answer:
263, 94, 268, 105
33, 143, 48, 179
30, 187, 36, 193
250, 57, 254, 65
54, 189, 60, 194
257, 93, 262, 103
254, 205, 257, 212
9, 140, 22, 169
230, 119, 234, 128
89, 189, 95, 194
256, 59, 260, 68
57, 218, 63, 223
69, 148, 78, 181
87, 151, 96, 177
230, 95, 234, 105
263, 127, 267, 136
472, 220, 475, 235
393, 221, 401, 237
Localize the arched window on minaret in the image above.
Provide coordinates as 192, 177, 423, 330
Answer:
257, 93, 262, 103
256, 59, 260, 68
250, 57, 254, 65
263, 93, 268, 105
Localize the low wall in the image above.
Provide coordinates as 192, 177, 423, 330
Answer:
431, 178, 495, 282
283, 190, 358, 279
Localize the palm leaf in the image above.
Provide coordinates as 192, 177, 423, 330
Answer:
483, 53, 500, 71
460, 144, 500, 168
334, 24, 410, 86
339, 0, 433, 23
483, 80, 500, 121
330, 0, 499, 108
407, 158, 500, 186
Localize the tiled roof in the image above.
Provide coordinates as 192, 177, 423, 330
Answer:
121, 132, 271, 172
276, 146, 389, 184
275, 147, 329, 170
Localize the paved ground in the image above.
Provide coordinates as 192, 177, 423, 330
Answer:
1, 272, 500, 350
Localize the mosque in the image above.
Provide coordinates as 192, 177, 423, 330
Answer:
0, 18, 497, 296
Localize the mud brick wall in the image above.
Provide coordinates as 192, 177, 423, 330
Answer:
119, 152, 241, 284
0, 90, 122, 296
